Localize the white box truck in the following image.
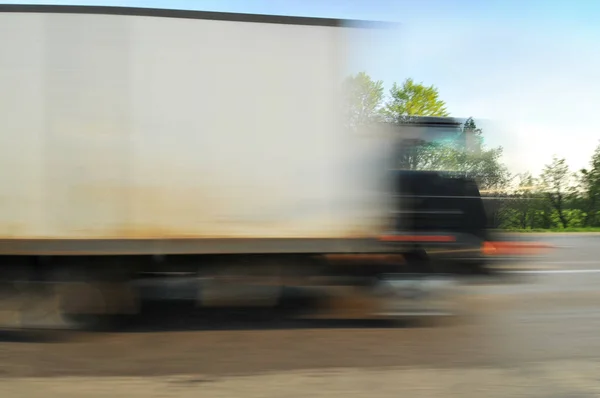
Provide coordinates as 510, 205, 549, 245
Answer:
0, 5, 485, 330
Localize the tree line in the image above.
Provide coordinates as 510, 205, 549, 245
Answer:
344, 72, 600, 231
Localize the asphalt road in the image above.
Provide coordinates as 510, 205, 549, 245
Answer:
1, 234, 600, 396
513, 233, 600, 267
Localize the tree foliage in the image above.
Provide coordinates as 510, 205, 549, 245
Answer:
382, 78, 449, 123
499, 146, 600, 230
508, 173, 540, 229
341, 72, 384, 130
579, 144, 600, 226
540, 157, 573, 228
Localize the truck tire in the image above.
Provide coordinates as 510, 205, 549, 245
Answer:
54, 266, 139, 331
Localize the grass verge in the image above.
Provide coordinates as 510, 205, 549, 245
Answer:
501, 228, 600, 233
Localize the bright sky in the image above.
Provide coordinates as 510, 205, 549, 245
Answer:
8, 0, 600, 176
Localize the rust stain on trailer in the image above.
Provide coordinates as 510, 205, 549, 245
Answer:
46, 183, 383, 239
63, 183, 242, 238
0, 183, 386, 242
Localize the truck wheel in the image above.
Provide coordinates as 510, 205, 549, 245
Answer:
54, 266, 140, 332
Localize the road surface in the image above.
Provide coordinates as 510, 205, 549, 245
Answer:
1, 234, 600, 397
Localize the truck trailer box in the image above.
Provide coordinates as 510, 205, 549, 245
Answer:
0, 5, 395, 254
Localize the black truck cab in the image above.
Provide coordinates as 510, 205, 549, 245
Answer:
394, 170, 488, 242
381, 170, 491, 274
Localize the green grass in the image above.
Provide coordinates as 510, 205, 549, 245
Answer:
501, 227, 600, 233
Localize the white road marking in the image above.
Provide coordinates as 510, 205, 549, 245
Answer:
502, 269, 600, 275
533, 261, 600, 265
492, 260, 600, 274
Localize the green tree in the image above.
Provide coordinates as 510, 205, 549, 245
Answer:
540, 156, 573, 228
502, 173, 541, 229
382, 78, 449, 123
342, 71, 384, 130
579, 143, 600, 226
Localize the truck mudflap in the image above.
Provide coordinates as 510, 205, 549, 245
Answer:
371, 274, 459, 317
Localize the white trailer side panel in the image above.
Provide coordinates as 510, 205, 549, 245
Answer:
0, 9, 394, 241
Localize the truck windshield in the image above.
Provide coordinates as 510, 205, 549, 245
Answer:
394, 120, 468, 172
